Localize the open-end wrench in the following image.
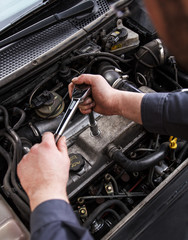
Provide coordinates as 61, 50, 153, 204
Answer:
54, 84, 91, 143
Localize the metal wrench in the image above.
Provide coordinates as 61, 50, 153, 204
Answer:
54, 84, 91, 143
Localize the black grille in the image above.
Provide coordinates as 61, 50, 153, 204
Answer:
0, 0, 110, 84
0, 21, 77, 80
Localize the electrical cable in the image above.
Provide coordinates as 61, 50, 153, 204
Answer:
28, 72, 56, 107
12, 107, 26, 130
156, 69, 182, 89
173, 63, 179, 85
67, 52, 133, 65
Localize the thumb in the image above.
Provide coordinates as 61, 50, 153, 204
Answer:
72, 74, 95, 86
69, 74, 91, 98
42, 132, 56, 147
57, 136, 68, 153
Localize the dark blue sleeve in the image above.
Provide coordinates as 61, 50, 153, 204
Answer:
141, 90, 188, 140
30, 200, 93, 240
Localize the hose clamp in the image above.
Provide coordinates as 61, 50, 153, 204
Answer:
156, 38, 165, 65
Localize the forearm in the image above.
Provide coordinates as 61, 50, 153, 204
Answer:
114, 90, 145, 124
141, 91, 188, 140
31, 200, 93, 240
114, 90, 188, 140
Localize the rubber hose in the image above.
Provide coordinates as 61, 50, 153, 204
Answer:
86, 57, 120, 73
0, 145, 12, 196
97, 209, 121, 221
176, 142, 188, 164
0, 145, 30, 221
108, 142, 169, 172
83, 199, 129, 228
0, 106, 9, 129
0, 131, 28, 204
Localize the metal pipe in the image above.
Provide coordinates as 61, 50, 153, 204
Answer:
89, 111, 100, 136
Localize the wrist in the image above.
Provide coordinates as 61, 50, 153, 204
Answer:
29, 188, 69, 211
116, 91, 145, 123
112, 90, 125, 116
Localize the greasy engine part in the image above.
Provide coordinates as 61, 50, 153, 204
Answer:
107, 142, 169, 172
34, 91, 65, 119
134, 39, 168, 88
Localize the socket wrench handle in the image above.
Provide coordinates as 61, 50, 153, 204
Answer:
54, 84, 91, 143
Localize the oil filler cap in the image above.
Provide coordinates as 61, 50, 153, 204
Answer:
69, 153, 85, 172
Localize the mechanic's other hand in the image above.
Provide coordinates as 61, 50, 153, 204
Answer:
17, 132, 70, 211
68, 74, 119, 115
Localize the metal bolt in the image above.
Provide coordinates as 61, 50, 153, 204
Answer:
81, 209, 85, 214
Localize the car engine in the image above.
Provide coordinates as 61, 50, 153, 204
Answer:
0, 0, 188, 239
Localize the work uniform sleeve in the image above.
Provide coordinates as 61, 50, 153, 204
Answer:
141, 90, 188, 140
30, 199, 93, 240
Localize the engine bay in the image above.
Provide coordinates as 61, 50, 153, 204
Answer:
0, 0, 188, 239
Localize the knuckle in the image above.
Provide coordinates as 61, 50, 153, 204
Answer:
43, 132, 52, 138
30, 144, 39, 153
85, 97, 92, 104
21, 154, 27, 162
83, 109, 91, 114
17, 162, 22, 172
42, 141, 51, 149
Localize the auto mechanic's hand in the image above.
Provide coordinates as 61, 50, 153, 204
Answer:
17, 132, 70, 211
68, 74, 120, 115
69, 74, 144, 124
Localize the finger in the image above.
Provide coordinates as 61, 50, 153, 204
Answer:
79, 102, 95, 111
57, 136, 68, 153
30, 143, 40, 154
80, 108, 92, 115
72, 74, 97, 86
68, 82, 74, 98
42, 132, 56, 147
21, 152, 29, 160
79, 97, 93, 107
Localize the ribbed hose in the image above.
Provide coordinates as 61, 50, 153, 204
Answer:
107, 142, 169, 172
